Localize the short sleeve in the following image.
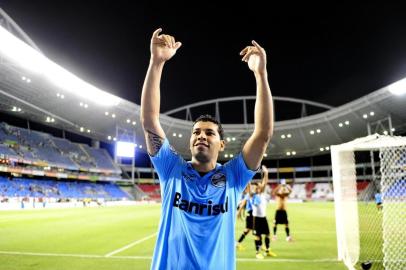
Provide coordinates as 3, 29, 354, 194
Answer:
224, 153, 257, 193
150, 139, 184, 183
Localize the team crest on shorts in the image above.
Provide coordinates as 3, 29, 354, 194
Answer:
211, 173, 226, 187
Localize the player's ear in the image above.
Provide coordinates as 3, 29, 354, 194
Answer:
220, 139, 225, 151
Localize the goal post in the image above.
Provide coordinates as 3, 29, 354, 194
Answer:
331, 134, 406, 270
331, 144, 360, 270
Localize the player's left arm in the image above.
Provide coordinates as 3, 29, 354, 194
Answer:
141, 28, 182, 156
240, 41, 274, 170
286, 184, 293, 194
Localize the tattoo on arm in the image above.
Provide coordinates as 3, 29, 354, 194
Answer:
146, 129, 165, 155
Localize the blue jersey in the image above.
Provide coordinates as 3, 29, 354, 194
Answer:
150, 139, 256, 270
375, 193, 382, 204
251, 193, 261, 206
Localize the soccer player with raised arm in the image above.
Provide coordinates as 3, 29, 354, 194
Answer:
251, 165, 276, 259
141, 28, 274, 270
236, 183, 254, 251
272, 179, 293, 242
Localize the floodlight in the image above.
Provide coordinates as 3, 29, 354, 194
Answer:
0, 25, 120, 106
116, 141, 135, 158
388, 78, 406, 95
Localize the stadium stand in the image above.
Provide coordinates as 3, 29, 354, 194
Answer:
0, 122, 119, 174
138, 183, 161, 200
0, 176, 132, 200
81, 144, 121, 173
0, 121, 134, 207
305, 182, 315, 198
311, 183, 334, 201
0, 144, 18, 158
386, 179, 406, 198
289, 183, 307, 200
356, 180, 370, 193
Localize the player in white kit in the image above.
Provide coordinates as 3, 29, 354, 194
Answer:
251, 165, 276, 259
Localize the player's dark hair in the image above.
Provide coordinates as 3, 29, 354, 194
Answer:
193, 114, 224, 140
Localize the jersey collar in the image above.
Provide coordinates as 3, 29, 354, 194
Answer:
186, 161, 222, 178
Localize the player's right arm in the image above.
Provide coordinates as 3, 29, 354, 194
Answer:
141, 28, 182, 155
237, 199, 247, 220
258, 165, 268, 193
271, 184, 280, 197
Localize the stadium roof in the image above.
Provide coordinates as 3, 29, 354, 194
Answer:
1, 10, 406, 160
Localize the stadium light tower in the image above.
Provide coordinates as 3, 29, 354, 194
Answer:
0, 25, 120, 106
114, 125, 138, 184
388, 78, 406, 95
116, 141, 136, 158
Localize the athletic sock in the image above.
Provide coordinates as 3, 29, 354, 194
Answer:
238, 231, 248, 243
265, 236, 270, 249
255, 239, 262, 252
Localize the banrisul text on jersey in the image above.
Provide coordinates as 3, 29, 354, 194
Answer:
173, 192, 228, 216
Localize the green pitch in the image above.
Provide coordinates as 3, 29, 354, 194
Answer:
358, 202, 383, 270
0, 202, 347, 270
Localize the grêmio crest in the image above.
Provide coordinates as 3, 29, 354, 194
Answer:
211, 173, 226, 188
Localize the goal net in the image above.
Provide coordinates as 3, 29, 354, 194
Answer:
331, 134, 406, 270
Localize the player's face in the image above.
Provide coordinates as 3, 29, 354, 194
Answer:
256, 185, 261, 193
190, 121, 225, 163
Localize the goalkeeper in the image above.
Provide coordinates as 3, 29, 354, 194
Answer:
272, 179, 293, 242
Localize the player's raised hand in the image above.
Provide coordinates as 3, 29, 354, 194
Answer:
261, 165, 268, 174
150, 28, 182, 63
240, 40, 267, 75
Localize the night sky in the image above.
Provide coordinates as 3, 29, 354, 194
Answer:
1, 1, 406, 119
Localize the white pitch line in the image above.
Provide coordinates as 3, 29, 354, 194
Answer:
290, 231, 336, 234
237, 257, 338, 263
0, 251, 106, 259
0, 250, 339, 263
104, 232, 157, 257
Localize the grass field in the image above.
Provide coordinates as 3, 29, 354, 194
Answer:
358, 202, 383, 270
0, 202, 347, 270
